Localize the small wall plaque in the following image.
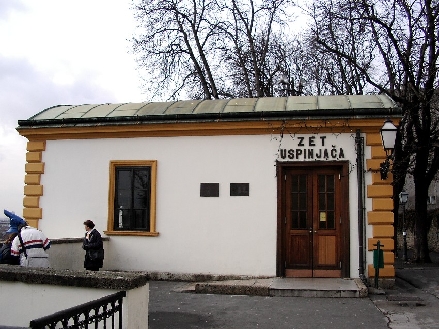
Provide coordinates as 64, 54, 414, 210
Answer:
200, 183, 219, 197
230, 183, 249, 196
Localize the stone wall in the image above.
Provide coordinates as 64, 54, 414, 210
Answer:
0, 265, 149, 328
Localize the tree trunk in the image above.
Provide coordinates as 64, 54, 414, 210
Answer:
413, 150, 432, 263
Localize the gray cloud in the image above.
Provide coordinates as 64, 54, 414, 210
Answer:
0, 53, 120, 216
0, 0, 142, 217
0, 55, 118, 128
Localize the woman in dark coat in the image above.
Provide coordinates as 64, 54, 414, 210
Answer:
82, 220, 104, 271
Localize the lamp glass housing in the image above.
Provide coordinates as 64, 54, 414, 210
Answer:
399, 191, 409, 204
380, 119, 398, 155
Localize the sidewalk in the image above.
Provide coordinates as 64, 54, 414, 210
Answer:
369, 251, 439, 328
149, 253, 439, 328
149, 281, 389, 329
171, 251, 439, 299
392, 250, 439, 298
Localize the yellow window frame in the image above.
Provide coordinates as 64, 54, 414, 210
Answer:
105, 160, 159, 236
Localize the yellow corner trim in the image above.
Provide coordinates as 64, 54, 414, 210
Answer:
25, 162, 45, 174
24, 185, 43, 196
366, 159, 385, 171
370, 145, 386, 159
368, 211, 394, 225
25, 219, 40, 228
367, 185, 393, 198
367, 264, 395, 277
23, 196, 40, 208
372, 198, 394, 211
367, 238, 394, 251
26, 151, 42, 163
383, 251, 395, 264
27, 141, 46, 152
371, 172, 393, 184
25, 174, 41, 185
23, 207, 42, 219
373, 225, 395, 238
365, 133, 382, 146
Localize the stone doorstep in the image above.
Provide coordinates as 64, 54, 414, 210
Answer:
188, 278, 368, 298
355, 278, 369, 298
199, 279, 272, 296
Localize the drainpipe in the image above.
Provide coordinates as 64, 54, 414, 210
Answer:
356, 130, 366, 283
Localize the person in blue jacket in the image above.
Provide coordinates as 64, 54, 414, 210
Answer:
0, 210, 24, 265
0, 232, 19, 265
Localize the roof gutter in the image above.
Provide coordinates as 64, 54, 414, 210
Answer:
17, 107, 403, 128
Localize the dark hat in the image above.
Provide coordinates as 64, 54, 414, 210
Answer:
83, 220, 95, 229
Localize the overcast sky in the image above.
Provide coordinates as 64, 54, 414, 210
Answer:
0, 0, 145, 217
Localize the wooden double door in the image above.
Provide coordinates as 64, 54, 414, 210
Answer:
277, 162, 349, 278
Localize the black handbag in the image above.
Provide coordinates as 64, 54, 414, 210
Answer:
88, 249, 104, 261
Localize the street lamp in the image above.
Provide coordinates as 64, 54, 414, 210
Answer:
399, 191, 409, 261
379, 119, 398, 180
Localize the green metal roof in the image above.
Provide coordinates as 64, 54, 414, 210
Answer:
18, 95, 401, 128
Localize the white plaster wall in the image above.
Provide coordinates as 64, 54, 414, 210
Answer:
364, 141, 374, 278
37, 132, 362, 278
0, 281, 148, 328
125, 285, 149, 329
46, 240, 110, 271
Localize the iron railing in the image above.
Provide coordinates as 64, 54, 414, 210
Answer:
29, 291, 126, 329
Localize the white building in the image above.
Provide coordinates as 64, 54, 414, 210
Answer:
16, 95, 401, 283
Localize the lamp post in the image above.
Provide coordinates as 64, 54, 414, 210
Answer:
399, 191, 409, 261
379, 119, 398, 180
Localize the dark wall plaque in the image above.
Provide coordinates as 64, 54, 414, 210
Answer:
230, 183, 249, 196
200, 183, 219, 197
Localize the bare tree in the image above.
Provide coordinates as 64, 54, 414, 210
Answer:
132, 0, 295, 100
132, 0, 221, 100
216, 0, 293, 97
287, 34, 371, 96
307, 0, 439, 262
300, 1, 376, 95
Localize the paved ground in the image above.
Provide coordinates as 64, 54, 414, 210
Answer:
369, 251, 439, 328
148, 252, 439, 329
149, 281, 388, 329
